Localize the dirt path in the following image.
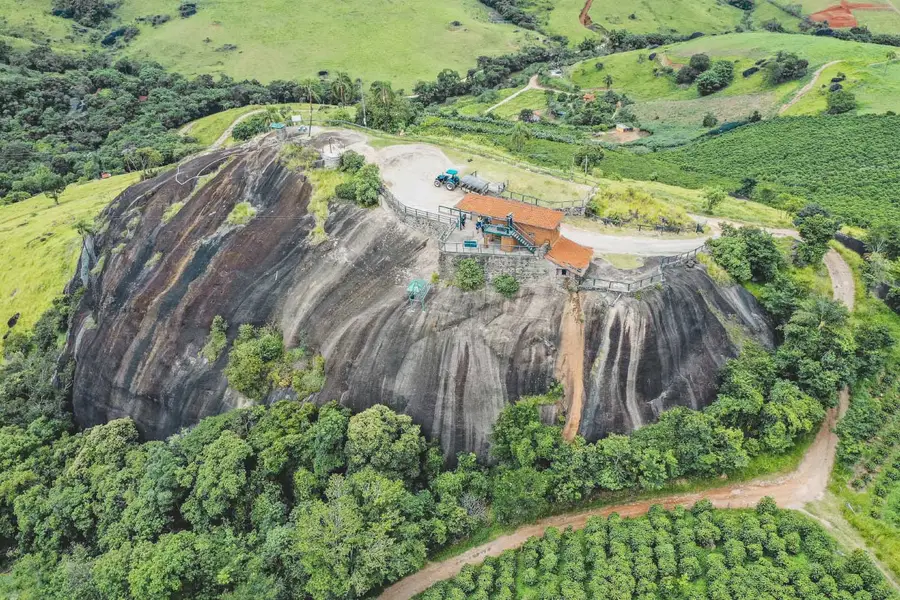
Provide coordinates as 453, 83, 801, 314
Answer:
211, 109, 266, 149
579, 0, 595, 27
558, 293, 587, 441
378, 251, 858, 600
485, 75, 552, 114
779, 60, 843, 115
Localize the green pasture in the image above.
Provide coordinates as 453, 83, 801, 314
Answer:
114, 0, 534, 88
586, 0, 743, 35
491, 89, 551, 119
854, 8, 900, 34
0, 0, 87, 50
184, 103, 347, 146
783, 58, 900, 115
0, 174, 140, 354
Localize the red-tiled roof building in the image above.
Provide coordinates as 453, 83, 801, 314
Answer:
455, 193, 593, 275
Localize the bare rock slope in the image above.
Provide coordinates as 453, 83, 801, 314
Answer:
66, 146, 772, 457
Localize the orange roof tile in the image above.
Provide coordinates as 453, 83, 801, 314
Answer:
456, 193, 564, 231
546, 236, 593, 273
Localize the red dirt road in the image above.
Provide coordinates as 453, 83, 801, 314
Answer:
580, 0, 594, 27
810, 0, 896, 28
378, 249, 856, 600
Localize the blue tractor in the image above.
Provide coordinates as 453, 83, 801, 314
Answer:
434, 169, 461, 191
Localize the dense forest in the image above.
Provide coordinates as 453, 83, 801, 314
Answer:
420, 500, 897, 600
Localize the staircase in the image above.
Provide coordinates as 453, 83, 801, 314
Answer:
482, 224, 537, 253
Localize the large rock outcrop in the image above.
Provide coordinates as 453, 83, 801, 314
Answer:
66, 144, 773, 458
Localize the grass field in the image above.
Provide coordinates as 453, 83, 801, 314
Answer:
111, 0, 535, 88
491, 89, 551, 119
783, 58, 900, 115
854, 8, 900, 34
0, 174, 139, 353
586, 0, 743, 34
0, 0, 87, 50
183, 103, 348, 146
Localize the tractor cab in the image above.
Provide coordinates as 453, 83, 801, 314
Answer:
434, 169, 461, 191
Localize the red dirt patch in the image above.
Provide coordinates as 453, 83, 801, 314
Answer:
580, 0, 594, 27
810, 0, 895, 28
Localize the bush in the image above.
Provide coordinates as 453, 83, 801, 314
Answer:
702, 113, 719, 128
765, 52, 809, 85
827, 90, 857, 115
696, 61, 735, 96
201, 316, 228, 362
573, 145, 605, 170
339, 150, 365, 173
456, 259, 485, 291
689, 54, 711, 72
226, 202, 257, 225
232, 114, 269, 141
676, 66, 699, 84
493, 275, 520, 298
352, 163, 381, 207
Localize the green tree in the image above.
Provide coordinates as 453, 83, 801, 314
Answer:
827, 90, 857, 114
510, 121, 532, 153
703, 187, 726, 213
345, 404, 426, 481
604, 74, 613, 88
796, 212, 840, 266
330, 72, 354, 106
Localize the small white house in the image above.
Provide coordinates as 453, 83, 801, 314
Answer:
291, 115, 304, 124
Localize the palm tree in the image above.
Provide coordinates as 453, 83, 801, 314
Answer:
371, 80, 394, 108
330, 72, 353, 106
791, 296, 847, 331
604, 74, 613, 89
73, 217, 97, 261
298, 78, 321, 137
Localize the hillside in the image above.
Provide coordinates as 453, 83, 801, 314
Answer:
567, 33, 900, 125
0, 173, 139, 354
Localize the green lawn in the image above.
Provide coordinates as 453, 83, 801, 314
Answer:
854, 8, 900, 34
452, 88, 522, 116
184, 103, 348, 146
0, 0, 88, 50
0, 174, 140, 353
112, 0, 535, 88
587, 0, 743, 34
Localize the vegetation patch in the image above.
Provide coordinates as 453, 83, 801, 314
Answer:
226, 202, 257, 226
201, 315, 228, 363
588, 186, 692, 230
162, 201, 185, 224
456, 258, 486, 291
493, 274, 520, 298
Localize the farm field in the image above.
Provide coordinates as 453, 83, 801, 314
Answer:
0, 174, 140, 354
114, 0, 534, 88
491, 89, 551, 119
652, 114, 900, 227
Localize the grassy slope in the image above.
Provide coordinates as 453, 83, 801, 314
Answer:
0, 174, 139, 353
184, 103, 348, 146
569, 33, 896, 129
114, 0, 534, 88
587, 0, 743, 34
0, 0, 87, 49
492, 89, 551, 119
783, 58, 900, 116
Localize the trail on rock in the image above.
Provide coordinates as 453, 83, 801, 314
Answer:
378, 250, 857, 600
779, 61, 843, 115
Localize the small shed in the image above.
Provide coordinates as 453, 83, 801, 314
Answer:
615, 123, 634, 133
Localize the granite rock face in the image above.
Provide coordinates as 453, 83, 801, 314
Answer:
66, 145, 773, 458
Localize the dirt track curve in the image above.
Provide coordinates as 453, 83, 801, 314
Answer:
779, 61, 843, 115
378, 249, 856, 600
211, 109, 266, 149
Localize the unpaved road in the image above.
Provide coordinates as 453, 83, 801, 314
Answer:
485, 75, 553, 114
378, 250, 858, 600
779, 61, 842, 115
211, 109, 266, 149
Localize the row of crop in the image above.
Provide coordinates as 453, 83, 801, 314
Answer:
418, 501, 895, 600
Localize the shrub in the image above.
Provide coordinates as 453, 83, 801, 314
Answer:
493, 275, 520, 298
226, 202, 257, 225
676, 66, 699, 84
702, 113, 718, 128
232, 114, 269, 141
827, 90, 857, 114
201, 316, 228, 362
696, 61, 735, 96
765, 52, 809, 85
162, 201, 185, 223
352, 164, 381, 207
339, 150, 365, 173
456, 259, 485, 291
689, 54, 711, 72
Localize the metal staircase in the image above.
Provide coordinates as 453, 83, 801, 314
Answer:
481, 223, 537, 253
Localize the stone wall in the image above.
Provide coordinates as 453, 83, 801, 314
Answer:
439, 251, 556, 284
379, 192, 453, 239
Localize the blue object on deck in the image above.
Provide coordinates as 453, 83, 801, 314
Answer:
464, 240, 478, 248
446, 169, 458, 175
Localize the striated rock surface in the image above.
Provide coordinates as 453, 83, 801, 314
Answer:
65, 145, 773, 458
